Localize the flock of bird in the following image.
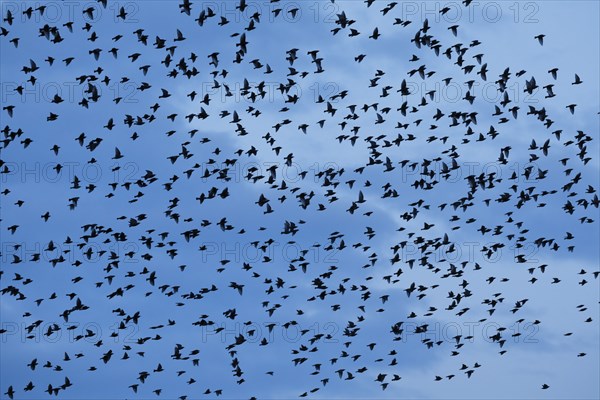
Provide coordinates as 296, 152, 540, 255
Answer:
1, 0, 599, 398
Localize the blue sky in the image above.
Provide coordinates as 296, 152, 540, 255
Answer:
1, 1, 599, 399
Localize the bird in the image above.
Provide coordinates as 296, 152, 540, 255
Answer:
534, 34, 545, 45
